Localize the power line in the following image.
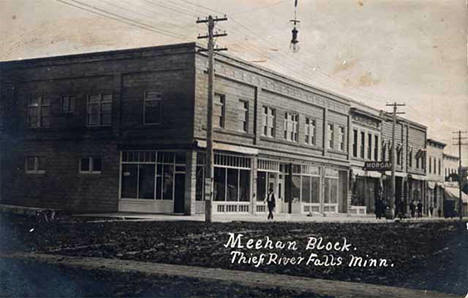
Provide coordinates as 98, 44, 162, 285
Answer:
56, 0, 188, 40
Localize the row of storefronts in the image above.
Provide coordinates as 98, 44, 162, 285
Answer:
117, 150, 347, 215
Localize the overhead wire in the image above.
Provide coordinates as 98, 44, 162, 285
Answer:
56, 0, 189, 40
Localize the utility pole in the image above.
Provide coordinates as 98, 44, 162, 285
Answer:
385, 102, 405, 218
452, 130, 467, 221
197, 15, 227, 223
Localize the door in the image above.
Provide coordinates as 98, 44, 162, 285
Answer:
174, 173, 185, 213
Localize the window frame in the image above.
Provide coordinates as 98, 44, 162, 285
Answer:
238, 99, 249, 133
338, 126, 345, 151
87, 93, 112, 127
214, 93, 225, 129
61, 96, 75, 114
143, 91, 162, 125
328, 123, 334, 150
305, 117, 316, 146
79, 156, 102, 174
27, 96, 50, 128
262, 106, 276, 138
25, 156, 46, 174
284, 112, 298, 142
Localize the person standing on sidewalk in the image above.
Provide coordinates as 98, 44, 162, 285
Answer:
265, 187, 276, 220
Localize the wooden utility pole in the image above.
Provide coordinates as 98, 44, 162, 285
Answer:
197, 15, 227, 223
386, 102, 405, 218
453, 130, 467, 221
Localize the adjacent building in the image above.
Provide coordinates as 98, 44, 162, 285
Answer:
426, 139, 446, 216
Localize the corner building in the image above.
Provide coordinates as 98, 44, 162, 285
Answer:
0, 42, 365, 215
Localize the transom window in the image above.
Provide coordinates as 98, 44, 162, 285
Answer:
284, 112, 298, 142
144, 91, 162, 125
87, 94, 112, 127
80, 157, 102, 174
25, 156, 46, 174
305, 118, 316, 145
28, 96, 49, 128
262, 106, 276, 137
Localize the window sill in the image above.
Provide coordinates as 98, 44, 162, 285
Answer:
26, 171, 46, 175
79, 171, 102, 175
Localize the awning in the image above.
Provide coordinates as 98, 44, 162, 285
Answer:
196, 140, 259, 155
408, 174, 426, 181
384, 171, 407, 178
352, 168, 381, 178
445, 187, 468, 203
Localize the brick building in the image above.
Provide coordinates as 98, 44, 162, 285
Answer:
426, 139, 445, 216
0, 43, 355, 215
348, 103, 383, 215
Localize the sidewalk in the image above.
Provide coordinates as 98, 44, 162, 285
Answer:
0, 252, 456, 298
74, 211, 466, 223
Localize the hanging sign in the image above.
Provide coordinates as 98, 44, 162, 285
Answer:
363, 161, 392, 171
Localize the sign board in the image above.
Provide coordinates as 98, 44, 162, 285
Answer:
363, 161, 392, 171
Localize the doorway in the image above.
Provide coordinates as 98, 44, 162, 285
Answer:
174, 173, 185, 214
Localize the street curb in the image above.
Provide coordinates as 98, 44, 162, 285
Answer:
0, 252, 457, 298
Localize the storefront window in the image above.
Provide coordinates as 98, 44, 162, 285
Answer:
257, 172, 266, 201
324, 177, 338, 204
239, 170, 250, 201
227, 168, 239, 201
311, 177, 320, 203
195, 165, 204, 201
121, 151, 184, 200
214, 167, 226, 201
301, 176, 311, 203
291, 175, 301, 201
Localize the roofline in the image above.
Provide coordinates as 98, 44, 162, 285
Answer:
443, 153, 459, 160
427, 138, 446, 147
0, 42, 197, 65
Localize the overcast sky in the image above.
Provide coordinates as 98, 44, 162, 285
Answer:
1, 0, 467, 163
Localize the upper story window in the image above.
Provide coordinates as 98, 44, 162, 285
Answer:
284, 112, 298, 142
408, 149, 413, 167
397, 146, 402, 166
61, 96, 75, 114
328, 124, 334, 149
438, 159, 441, 175
25, 156, 46, 174
80, 157, 102, 174
305, 118, 316, 145
214, 93, 225, 128
352, 129, 358, 157
367, 133, 372, 159
374, 135, 379, 161
429, 156, 432, 173
262, 106, 276, 138
382, 142, 387, 161
239, 100, 249, 132
28, 96, 49, 128
87, 94, 112, 127
338, 126, 345, 151
360, 131, 365, 158
144, 91, 162, 125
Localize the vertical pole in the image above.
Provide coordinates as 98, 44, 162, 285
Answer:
458, 131, 462, 221
288, 163, 293, 214
390, 103, 396, 218
205, 16, 215, 223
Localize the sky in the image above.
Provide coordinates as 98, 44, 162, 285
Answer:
1, 0, 467, 163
